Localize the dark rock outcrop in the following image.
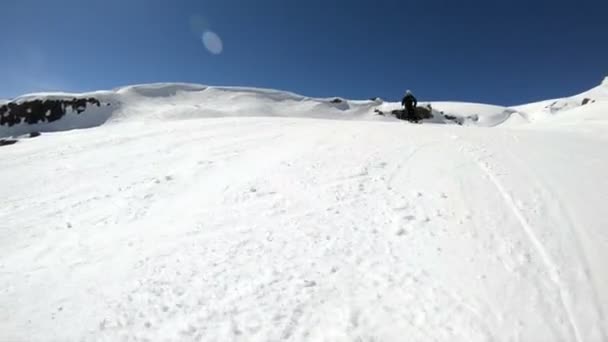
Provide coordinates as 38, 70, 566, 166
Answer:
0, 139, 18, 147
0, 97, 102, 127
375, 104, 479, 125
0, 131, 42, 147
376, 105, 434, 123
330, 98, 343, 104
444, 114, 479, 126
414, 105, 433, 120
582, 98, 592, 106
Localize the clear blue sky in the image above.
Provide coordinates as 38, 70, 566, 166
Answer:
1, 0, 607, 105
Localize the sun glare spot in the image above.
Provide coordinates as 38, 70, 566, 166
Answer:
202, 31, 223, 55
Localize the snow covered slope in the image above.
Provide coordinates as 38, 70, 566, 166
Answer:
513, 76, 608, 122
0, 83, 531, 139
3, 77, 607, 139
0, 84, 384, 138
1, 80, 608, 341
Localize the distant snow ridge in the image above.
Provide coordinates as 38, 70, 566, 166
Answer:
512, 77, 608, 122
0, 84, 378, 137
1, 78, 607, 138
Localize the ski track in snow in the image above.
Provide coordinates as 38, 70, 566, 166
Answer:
1, 119, 607, 342
499, 135, 608, 339
453, 138, 582, 342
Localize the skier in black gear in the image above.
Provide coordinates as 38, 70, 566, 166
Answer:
401, 90, 418, 122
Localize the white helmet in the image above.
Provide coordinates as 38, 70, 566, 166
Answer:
405, 89, 412, 95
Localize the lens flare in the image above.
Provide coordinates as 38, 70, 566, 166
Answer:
202, 31, 223, 55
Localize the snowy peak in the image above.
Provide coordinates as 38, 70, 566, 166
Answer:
602, 76, 608, 86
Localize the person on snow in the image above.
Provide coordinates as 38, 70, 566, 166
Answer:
401, 90, 418, 122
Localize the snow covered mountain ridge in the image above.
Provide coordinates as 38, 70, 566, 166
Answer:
1, 77, 607, 138
0, 84, 380, 138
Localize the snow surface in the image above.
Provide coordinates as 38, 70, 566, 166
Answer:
1, 80, 608, 341
0, 82, 527, 138
513, 79, 608, 123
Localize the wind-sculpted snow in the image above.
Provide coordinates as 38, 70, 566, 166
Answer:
2, 79, 607, 139
0, 83, 380, 138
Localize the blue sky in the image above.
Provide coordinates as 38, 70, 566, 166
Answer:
1, 0, 607, 105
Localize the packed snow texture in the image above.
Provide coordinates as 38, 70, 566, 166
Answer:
1, 79, 608, 341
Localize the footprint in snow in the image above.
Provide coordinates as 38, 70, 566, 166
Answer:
396, 228, 408, 236
303, 280, 317, 288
